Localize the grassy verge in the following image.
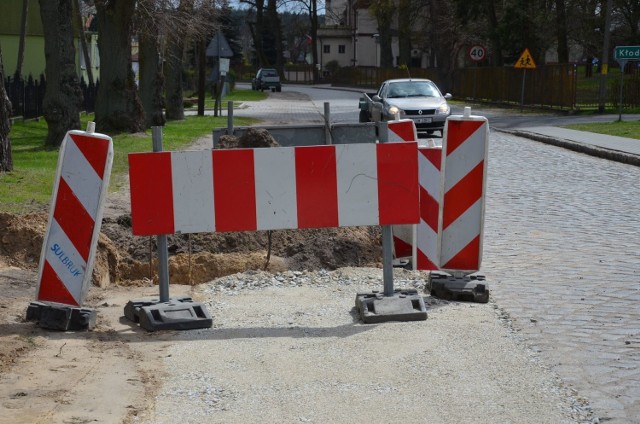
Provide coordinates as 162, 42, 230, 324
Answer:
562, 120, 640, 140
0, 114, 256, 214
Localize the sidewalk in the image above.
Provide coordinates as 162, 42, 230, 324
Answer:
493, 125, 640, 167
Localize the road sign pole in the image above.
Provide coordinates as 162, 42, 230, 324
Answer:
520, 69, 526, 111
619, 63, 625, 122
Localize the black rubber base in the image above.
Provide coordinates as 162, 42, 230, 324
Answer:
26, 301, 97, 331
355, 289, 428, 324
428, 272, 489, 303
124, 297, 212, 332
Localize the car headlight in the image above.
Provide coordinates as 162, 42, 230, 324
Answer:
437, 103, 450, 115
387, 105, 401, 117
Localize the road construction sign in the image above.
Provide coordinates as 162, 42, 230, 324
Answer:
514, 48, 536, 69
36, 129, 113, 306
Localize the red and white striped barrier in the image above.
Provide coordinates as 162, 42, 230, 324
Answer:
129, 142, 419, 236
438, 113, 489, 273
385, 119, 418, 143
386, 120, 420, 259
36, 130, 113, 307
385, 120, 441, 270
415, 146, 441, 270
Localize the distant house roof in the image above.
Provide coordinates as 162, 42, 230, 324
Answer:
206, 32, 233, 58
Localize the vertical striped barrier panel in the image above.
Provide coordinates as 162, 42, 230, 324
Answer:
438, 113, 489, 274
129, 142, 419, 235
386, 120, 442, 271
36, 130, 114, 307
385, 120, 419, 259
415, 146, 442, 270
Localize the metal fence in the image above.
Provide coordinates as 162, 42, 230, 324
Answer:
4, 74, 98, 119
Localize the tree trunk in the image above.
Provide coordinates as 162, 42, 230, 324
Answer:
74, 0, 94, 85
398, 0, 412, 67
15, 0, 29, 78
486, 0, 503, 66
197, 37, 206, 117
373, 0, 395, 68
138, 7, 165, 128
95, 0, 144, 134
164, 0, 193, 121
164, 35, 185, 121
555, 0, 569, 63
311, 0, 319, 82
39, 0, 82, 147
0, 45, 13, 172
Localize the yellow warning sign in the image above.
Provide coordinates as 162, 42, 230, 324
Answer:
514, 48, 537, 69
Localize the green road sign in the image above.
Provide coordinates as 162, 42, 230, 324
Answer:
614, 46, 640, 60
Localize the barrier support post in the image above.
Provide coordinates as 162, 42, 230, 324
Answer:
122, 126, 213, 331
355, 120, 427, 324
153, 127, 170, 303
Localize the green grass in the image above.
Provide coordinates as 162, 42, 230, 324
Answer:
0, 113, 256, 214
562, 120, 640, 140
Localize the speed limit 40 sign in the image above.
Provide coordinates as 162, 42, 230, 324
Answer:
469, 45, 486, 62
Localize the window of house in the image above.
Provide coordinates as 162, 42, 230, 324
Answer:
339, 45, 346, 54
324, 44, 331, 54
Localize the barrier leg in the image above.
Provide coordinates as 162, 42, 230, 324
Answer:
123, 126, 212, 331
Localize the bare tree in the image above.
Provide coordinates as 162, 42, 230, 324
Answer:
39, 0, 83, 147
243, 0, 269, 66
137, 0, 166, 127
0, 44, 13, 172
74, 0, 94, 85
15, 0, 29, 78
370, 0, 396, 68
95, 0, 145, 133
165, 0, 194, 121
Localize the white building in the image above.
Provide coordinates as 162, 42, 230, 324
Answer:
317, 0, 429, 72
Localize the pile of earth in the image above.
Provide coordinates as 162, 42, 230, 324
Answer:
0, 212, 383, 289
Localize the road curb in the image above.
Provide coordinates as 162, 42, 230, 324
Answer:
494, 128, 640, 167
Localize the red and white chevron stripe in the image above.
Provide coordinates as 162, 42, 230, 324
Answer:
387, 120, 419, 258
416, 146, 441, 270
391, 146, 442, 270
36, 131, 114, 307
386, 119, 417, 143
129, 142, 419, 236
438, 115, 489, 273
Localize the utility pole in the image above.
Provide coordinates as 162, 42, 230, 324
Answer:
598, 0, 613, 114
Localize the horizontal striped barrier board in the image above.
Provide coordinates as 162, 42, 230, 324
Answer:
129, 142, 419, 236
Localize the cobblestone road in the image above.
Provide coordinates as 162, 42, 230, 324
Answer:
484, 132, 640, 423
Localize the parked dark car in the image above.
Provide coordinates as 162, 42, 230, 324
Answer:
251, 68, 282, 92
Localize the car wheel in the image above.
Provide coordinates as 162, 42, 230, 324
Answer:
359, 109, 369, 123
276, 86, 281, 92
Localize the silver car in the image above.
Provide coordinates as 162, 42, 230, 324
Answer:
374, 78, 452, 136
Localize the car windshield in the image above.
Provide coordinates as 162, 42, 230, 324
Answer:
387, 82, 439, 98
262, 70, 277, 77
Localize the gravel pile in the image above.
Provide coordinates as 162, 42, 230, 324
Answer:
140, 268, 593, 424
